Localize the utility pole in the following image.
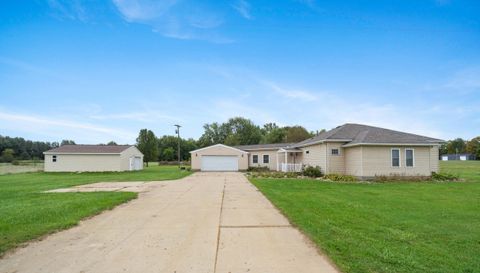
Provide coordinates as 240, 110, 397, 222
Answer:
174, 124, 181, 167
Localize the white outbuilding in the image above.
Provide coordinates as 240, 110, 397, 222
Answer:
43, 145, 143, 172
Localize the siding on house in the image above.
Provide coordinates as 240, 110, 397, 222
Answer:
361, 146, 435, 177
249, 150, 278, 170
344, 146, 363, 176
326, 142, 345, 174
301, 143, 327, 172
430, 146, 439, 173
190, 145, 248, 171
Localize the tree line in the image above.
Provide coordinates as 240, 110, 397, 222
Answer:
0, 136, 117, 163
440, 137, 480, 158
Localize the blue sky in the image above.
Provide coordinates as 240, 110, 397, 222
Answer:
0, 0, 479, 144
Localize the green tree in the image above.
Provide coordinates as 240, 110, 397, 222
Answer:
446, 138, 466, 154
261, 123, 286, 144
136, 129, 158, 167
1, 148, 15, 163
223, 117, 262, 146
198, 122, 228, 147
466, 137, 480, 159
284, 126, 313, 143
61, 140, 76, 146
157, 136, 198, 161
107, 141, 117, 145
162, 147, 175, 161
198, 117, 262, 147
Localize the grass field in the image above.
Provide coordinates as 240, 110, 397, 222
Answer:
251, 161, 480, 273
0, 165, 191, 256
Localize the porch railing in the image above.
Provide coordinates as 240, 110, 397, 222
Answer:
280, 163, 302, 172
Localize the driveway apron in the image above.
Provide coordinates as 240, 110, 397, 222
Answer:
0, 172, 338, 273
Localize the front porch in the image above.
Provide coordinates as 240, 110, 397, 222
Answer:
276, 148, 303, 172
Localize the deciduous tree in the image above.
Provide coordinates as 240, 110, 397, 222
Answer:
136, 129, 158, 167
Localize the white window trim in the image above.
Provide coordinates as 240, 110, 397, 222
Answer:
405, 148, 415, 167
391, 148, 401, 168
262, 154, 270, 164
331, 148, 340, 156
252, 154, 258, 164
52, 155, 57, 163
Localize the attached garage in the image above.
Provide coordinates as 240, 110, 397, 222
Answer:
190, 144, 248, 171
43, 145, 144, 172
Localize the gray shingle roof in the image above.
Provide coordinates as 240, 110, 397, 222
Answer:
44, 145, 133, 154
291, 123, 444, 148
234, 143, 294, 151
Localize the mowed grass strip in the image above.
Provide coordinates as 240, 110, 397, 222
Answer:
251, 161, 480, 273
0, 165, 191, 256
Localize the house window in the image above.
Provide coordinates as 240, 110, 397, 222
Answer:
331, 149, 339, 155
52, 155, 57, 162
391, 149, 400, 167
406, 149, 414, 167
305, 151, 310, 154
252, 155, 258, 164
263, 155, 270, 163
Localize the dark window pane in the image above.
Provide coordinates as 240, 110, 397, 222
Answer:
263, 155, 269, 163
406, 150, 414, 167
252, 155, 258, 163
392, 150, 400, 167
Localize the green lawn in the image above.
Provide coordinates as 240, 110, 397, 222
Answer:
251, 161, 480, 273
0, 165, 191, 256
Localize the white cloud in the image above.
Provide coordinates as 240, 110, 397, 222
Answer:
444, 67, 480, 91
232, 0, 252, 20
262, 81, 318, 101
112, 0, 177, 21
89, 111, 181, 123
111, 0, 227, 41
47, 0, 88, 22
0, 111, 136, 144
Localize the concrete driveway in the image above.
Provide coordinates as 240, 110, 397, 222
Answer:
0, 172, 338, 273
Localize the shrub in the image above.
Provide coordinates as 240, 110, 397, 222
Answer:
432, 172, 459, 181
302, 166, 323, 178
249, 171, 302, 179
373, 173, 455, 182
324, 173, 357, 182
247, 166, 270, 172
11, 160, 20, 166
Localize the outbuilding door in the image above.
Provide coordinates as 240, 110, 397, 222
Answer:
130, 157, 143, 170
201, 156, 238, 171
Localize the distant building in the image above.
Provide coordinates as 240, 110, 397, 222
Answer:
440, 154, 476, 161
43, 145, 143, 172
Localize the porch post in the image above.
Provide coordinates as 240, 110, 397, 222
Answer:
284, 152, 288, 172
276, 152, 279, 171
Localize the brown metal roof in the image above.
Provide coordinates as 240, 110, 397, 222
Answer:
44, 145, 133, 154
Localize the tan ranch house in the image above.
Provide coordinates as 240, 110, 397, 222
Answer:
44, 145, 143, 172
190, 123, 443, 178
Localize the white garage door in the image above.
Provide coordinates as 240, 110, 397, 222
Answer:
201, 156, 238, 171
